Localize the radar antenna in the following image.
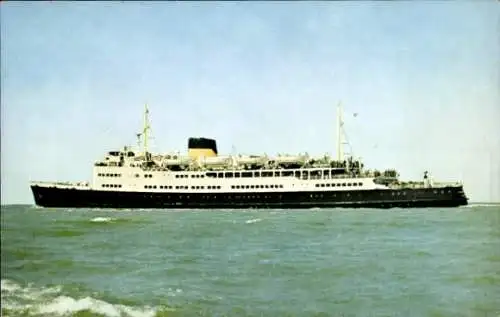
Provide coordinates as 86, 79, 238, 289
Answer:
136, 133, 142, 148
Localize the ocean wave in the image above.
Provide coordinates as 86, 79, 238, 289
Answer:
1, 279, 171, 317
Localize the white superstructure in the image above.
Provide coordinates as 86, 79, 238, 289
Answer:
31, 103, 455, 194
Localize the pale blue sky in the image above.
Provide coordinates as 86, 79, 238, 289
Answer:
1, 1, 499, 204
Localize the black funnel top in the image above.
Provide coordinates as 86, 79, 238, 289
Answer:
188, 137, 218, 154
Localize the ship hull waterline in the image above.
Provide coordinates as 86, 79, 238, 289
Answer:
31, 185, 468, 209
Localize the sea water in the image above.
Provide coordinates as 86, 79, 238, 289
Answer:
1, 204, 499, 317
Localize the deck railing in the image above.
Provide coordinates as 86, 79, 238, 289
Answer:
31, 181, 90, 188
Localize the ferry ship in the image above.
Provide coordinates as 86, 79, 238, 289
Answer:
30, 103, 468, 209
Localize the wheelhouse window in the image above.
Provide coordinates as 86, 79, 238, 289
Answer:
323, 170, 330, 179
301, 171, 308, 180
310, 170, 322, 180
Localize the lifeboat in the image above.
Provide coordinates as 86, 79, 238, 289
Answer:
160, 155, 193, 167
275, 155, 307, 165
236, 155, 267, 166
199, 156, 232, 167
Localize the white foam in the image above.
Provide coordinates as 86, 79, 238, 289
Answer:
37, 296, 156, 317
90, 217, 114, 223
1, 279, 22, 292
464, 203, 500, 208
245, 218, 262, 224
1, 279, 61, 301
1, 279, 164, 317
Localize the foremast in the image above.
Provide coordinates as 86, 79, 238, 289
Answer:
135, 103, 152, 160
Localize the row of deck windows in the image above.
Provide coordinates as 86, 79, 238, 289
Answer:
143, 185, 222, 190
141, 169, 354, 180
98, 173, 121, 177
144, 194, 284, 200
145, 185, 173, 189
315, 182, 363, 188
231, 184, 284, 189
175, 174, 199, 179
102, 184, 122, 188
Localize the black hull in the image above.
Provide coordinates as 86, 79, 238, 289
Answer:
31, 185, 468, 209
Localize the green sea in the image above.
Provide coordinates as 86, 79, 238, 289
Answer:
1, 204, 499, 317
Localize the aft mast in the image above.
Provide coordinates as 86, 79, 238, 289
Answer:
143, 103, 151, 155
336, 101, 344, 161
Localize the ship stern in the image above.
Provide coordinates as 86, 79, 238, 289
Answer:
454, 184, 469, 206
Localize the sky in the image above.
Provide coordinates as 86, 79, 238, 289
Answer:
1, 1, 499, 204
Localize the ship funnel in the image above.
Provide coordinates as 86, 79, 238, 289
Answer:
188, 137, 218, 158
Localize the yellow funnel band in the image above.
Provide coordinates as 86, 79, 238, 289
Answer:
188, 149, 217, 158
